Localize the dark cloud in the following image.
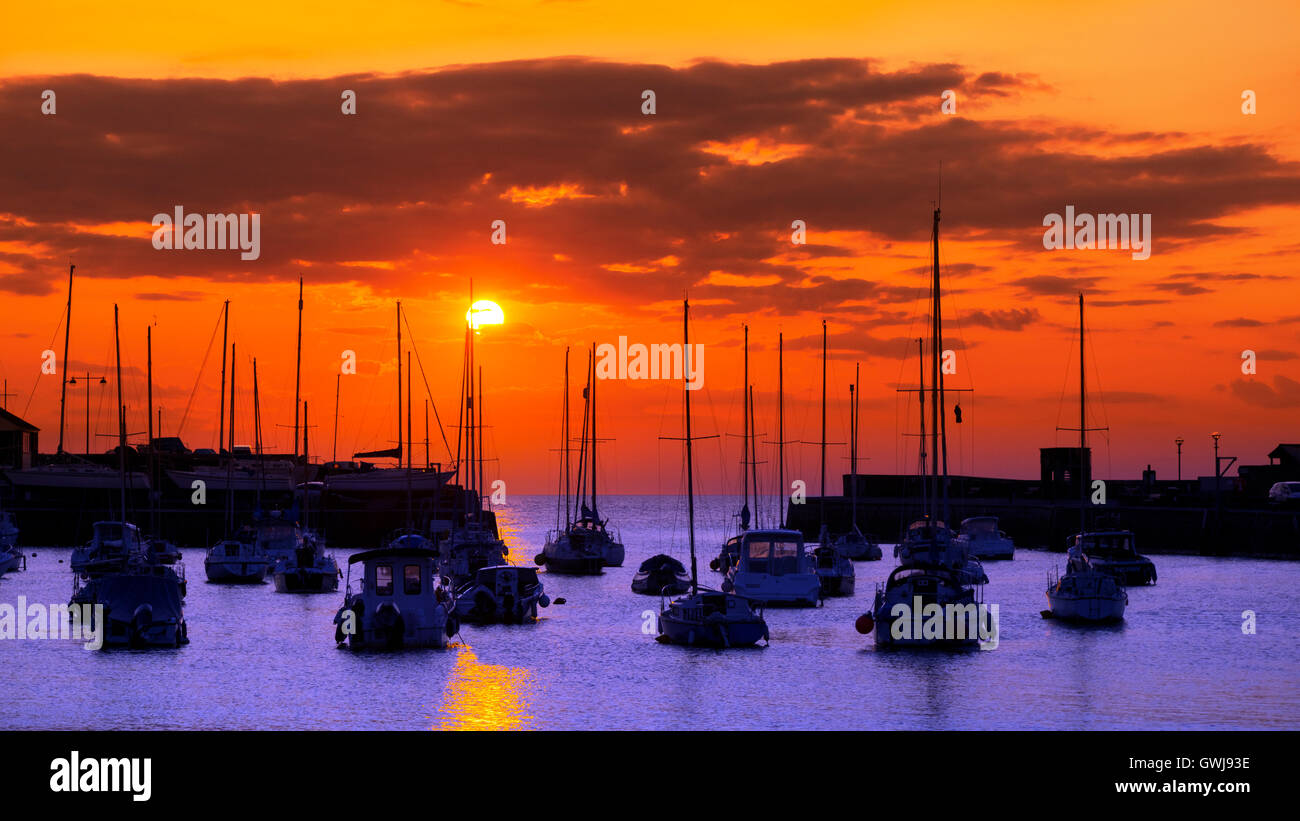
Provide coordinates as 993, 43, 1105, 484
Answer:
1231, 375, 1300, 408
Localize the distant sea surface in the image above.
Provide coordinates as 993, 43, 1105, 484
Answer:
3, 495, 1297, 730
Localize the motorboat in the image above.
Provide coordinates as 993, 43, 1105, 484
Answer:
1075, 529, 1156, 586
1045, 542, 1127, 622
204, 532, 272, 583
656, 299, 769, 649
631, 554, 691, 595
833, 528, 882, 561
71, 521, 148, 577
453, 564, 549, 624
0, 511, 24, 576
333, 536, 457, 650
443, 522, 509, 585
271, 533, 339, 593
722, 528, 822, 607
955, 516, 1015, 560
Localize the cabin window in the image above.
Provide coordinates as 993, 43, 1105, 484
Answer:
404, 565, 421, 595
375, 564, 394, 595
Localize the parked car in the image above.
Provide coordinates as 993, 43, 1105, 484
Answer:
1267, 481, 1300, 504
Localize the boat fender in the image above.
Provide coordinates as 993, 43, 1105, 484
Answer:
375, 601, 400, 629
534, 553, 547, 566
538, 594, 550, 608
445, 616, 458, 637
854, 613, 874, 634
708, 559, 719, 571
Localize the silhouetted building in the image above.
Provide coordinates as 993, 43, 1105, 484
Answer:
0, 408, 39, 469
1238, 443, 1300, 497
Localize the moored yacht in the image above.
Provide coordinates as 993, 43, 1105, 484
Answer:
657, 299, 769, 649
855, 207, 988, 649
204, 533, 271, 583
1076, 529, 1156, 586
955, 516, 1015, 560
333, 536, 457, 650
453, 564, 549, 624
1045, 542, 1127, 622
72, 520, 148, 577
272, 533, 339, 593
723, 527, 822, 607
811, 531, 855, 597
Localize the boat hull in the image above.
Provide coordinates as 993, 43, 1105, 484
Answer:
1086, 556, 1156, 586
1045, 589, 1126, 622
273, 569, 338, 593
657, 612, 767, 648
724, 572, 821, 607
204, 560, 270, 584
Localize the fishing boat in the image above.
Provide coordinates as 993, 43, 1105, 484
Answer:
71, 304, 188, 649
538, 346, 623, 573
333, 535, 457, 650
955, 516, 1015, 560
0, 511, 23, 576
834, 365, 882, 560
857, 206, 987, 648
631, 554, 691, 595
453, 564, 550, 624
657, 298, 770, 649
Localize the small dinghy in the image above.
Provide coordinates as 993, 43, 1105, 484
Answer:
631, 554, 691, 595
334, 538, 457, 650
453, 565, 549, 624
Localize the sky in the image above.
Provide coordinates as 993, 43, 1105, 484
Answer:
1, 1, 1297, 494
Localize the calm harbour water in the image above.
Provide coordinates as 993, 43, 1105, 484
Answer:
3, 494, 1297, 730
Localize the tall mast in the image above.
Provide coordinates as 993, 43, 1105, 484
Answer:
227, 344, 236, 534
254, 357, 266, 500
1079, 292, 1087, 536
57, 264, 74, 454
147, 326, 156, 534
929, 206, 944, 523
396, 301, 402, 467
424, 400, 430, 469
741, 323, 750, 530
778, 332, 785, 528
303, 400, 309, 531
218, 300, 229, 453
407, 350, 413, 470
477, 366, 484, 520
819, 319, 827, 526
684, 298, 698, 592
562, 348, 570, 528
918, 336, 927, 519
113, 304, 125, 520
332, 374, 340, 463
590, 341, 598, 520
748, 384, 759, 529
293, 277, 303, 458
850, 363, 859, 532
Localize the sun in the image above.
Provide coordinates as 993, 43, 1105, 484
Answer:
467, 299, 505, 330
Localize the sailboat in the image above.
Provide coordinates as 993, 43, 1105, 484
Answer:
537, 344, 623, 573
657, 299, 769, 648
1045, 294, 1131, 621
204, 344, 273, 584
272, 400, 340, 593
71, 305, 188, 648
809, 322, 856, 596
856, 206, 986, 648
440, 299, 508, 585
709, 324, 755, 574
832, 363, 882, 561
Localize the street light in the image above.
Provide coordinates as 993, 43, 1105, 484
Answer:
67, 373, 108, 455
1175, 437, 1184, 481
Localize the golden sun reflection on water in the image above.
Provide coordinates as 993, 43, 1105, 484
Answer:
435, 647, 535, 731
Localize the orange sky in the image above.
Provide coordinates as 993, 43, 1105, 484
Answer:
1, 1, 1297, 493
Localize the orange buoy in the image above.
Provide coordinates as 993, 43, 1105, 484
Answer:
854, 613, 875, 634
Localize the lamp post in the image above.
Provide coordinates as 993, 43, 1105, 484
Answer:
1175, 437, 1184, 481
67, 373, 108, 455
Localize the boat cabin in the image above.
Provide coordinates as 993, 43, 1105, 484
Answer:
1072, 530, 1138, 557
737, 529, 807, 575
346, 544, 444, 602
